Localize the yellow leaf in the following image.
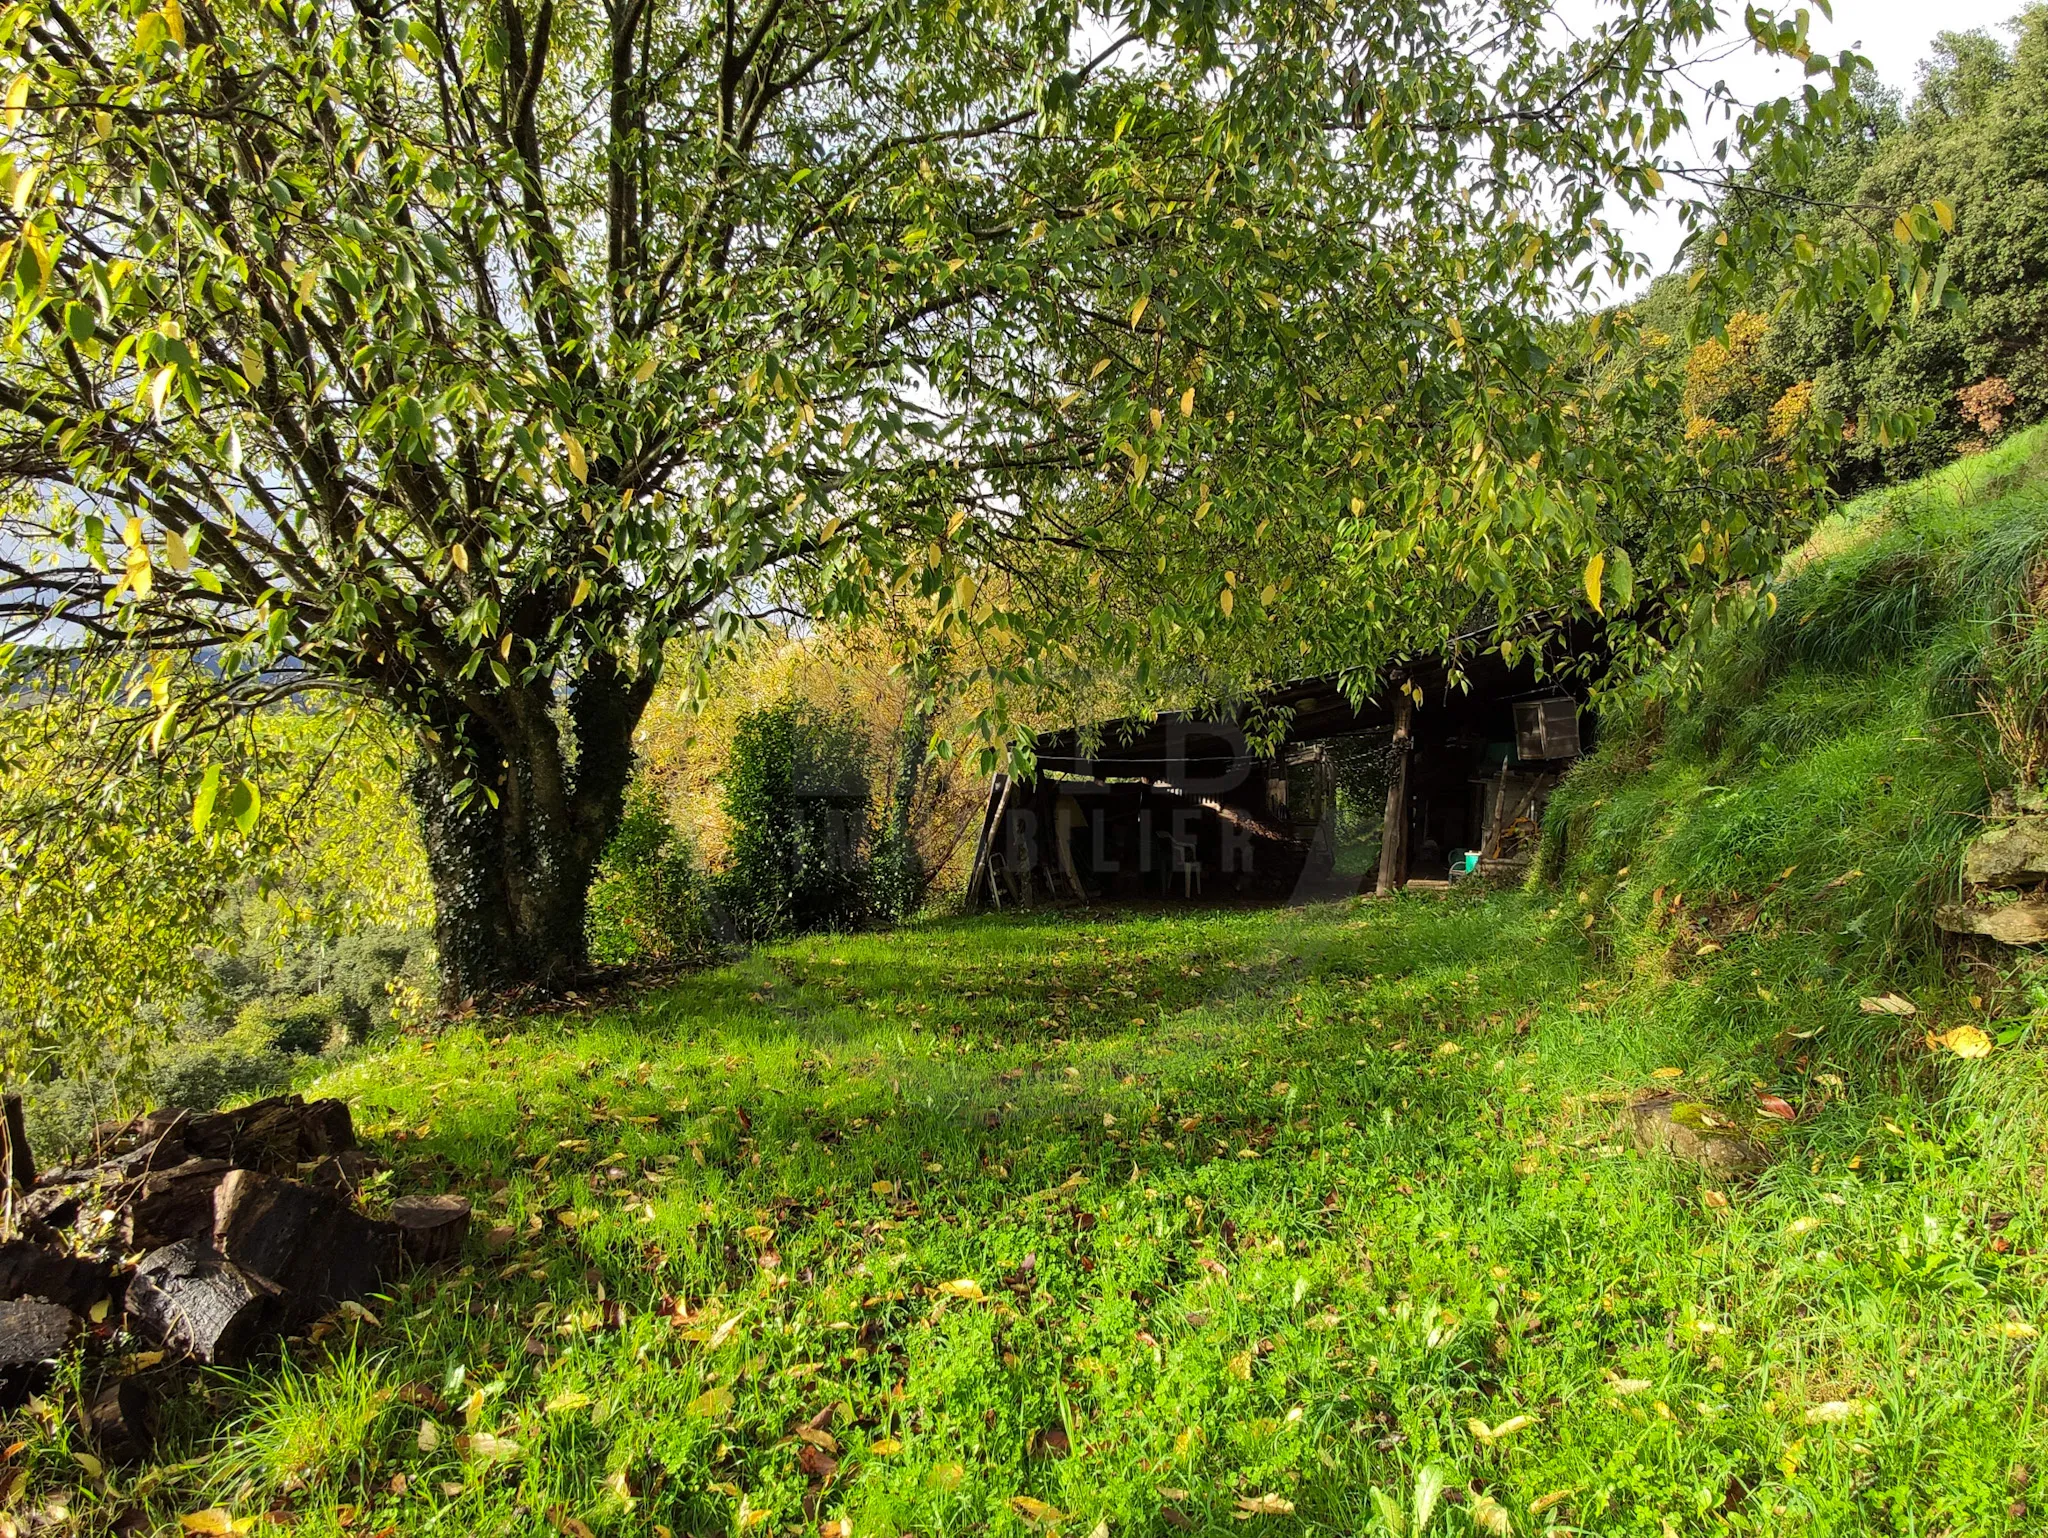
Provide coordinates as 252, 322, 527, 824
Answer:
1468, 1413, 1536, 1445
1233, 1493, 1295, 1516
871, 1180, 895, 1197
1180, 386, 1195, 416
1859, 993, 1916, 1017
149, 364, 177, 418
1529, 1490, 1573, 1515
164, 527, 191, 572
162, 0, 185, 45
1088, 357, 1111, 380
1219, 586, 1234, 619
685, 1386, 733, 1419
1929, 1024, 1992, 1059
571, 576, 592, 607
1471, 1494, 1513, 1536
563, 432, 589, 483
449, 542, 470, 573
1997, 1320, 2038, 1340
868, 1436, 903, 1455
937, 1278, 985, 1302
1783, 1215, 1824, 1239
1584, 552, 1605, 614
10, 164, 39, 215
2, 74, 28, 131
1803, 1399, 1863, 1425
1651, 1066, 1683, 1079
1700, 1189, 1729, 1210
296, 265, 319, 308
74, 1450, 104, 1479
467, 1431, 521, 1460
1225, 1349, 1253, 1380
545, 1391, 593, 1414
1642, 164, 1663, 193
417, 1420, 441, 1452
180, 1513, 237, 1534
1606, 1374, 1651, 1395
1010, 1498, 1066, 1525
1932, 198, 1955, 235
88, 1296, 111, 1323
499, 631, 515, 660
632, 355, 657, 383
1129, 294, 1149, 327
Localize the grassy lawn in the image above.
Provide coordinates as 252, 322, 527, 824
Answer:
9, 890, 2043, 1537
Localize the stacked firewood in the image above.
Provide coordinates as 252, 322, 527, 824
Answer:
1, 1093, 470, 1456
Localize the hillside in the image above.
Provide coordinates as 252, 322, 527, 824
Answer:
2, 438, 2043, 1536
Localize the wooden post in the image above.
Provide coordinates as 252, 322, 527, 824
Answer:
3, 1092, 33, 1193
1374, 694, 1414, 896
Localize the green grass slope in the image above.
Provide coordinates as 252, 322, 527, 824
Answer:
5, 890, 2040, 1537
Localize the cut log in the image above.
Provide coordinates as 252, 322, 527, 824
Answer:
389, 1195, 472, 1267
299, 1099, 357, 1157
20, 1183, 82, 1231
126, 1238, 280, 1366
212, 1170, 400, 1325
0, 1238, 120, 1313
3, 1091, 33, 1191
0, 1298, 79, 1407
119, 1159, 232, 1251
182, 1096, 309, 1173
303, 1149, 387, 1198
88, 1376, 160, 1463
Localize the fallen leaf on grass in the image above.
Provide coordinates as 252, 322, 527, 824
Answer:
1470, 1494, 1513, 1535
466, 1431, 521, 1460
937, 1278, 985, 1302
1926, 1025, 1992, 1059
1651, 1067, 1684, 1080
546, 1509, 597, 1538
1859, 993, 1917, 1017
1756, 1095, 1797, 1121
1784, 1216, 1825, 1238
1803, 1400, 1865, 1425
1605, 1374, 1652, 1395
1701, 1189, 1730, 1210
1530, 1489, 1573, 1515
1225, 1350, 1254, 1380
1010, 1496, 1065, 1525
686, 1387, 734, 1420
1996, 1320, 2039, 1340
180, 1513, 250, 1535
868, 1437, 903, 1455
416, 1420, 440, 1452
1233, 1493, 1296, 1517
545, 1391, 593, 1414
1468, 1413, 1537, 1445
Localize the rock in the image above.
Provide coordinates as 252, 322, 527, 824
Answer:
1938, 899, 2048, 945
1965, 817, 2048, 888
0, 1299, 80, 1407
126, 1238, 281, 1366
120, 1159, 233, 1251
389, 1195, 472, 1267
88, 1376, 159, 1463
212, 1170, 400, 1326
0, 1238, 120, 1314
1627, 1093, 1768, 1177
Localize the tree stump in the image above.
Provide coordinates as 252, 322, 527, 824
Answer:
125, 1239, 281, 1366
212, 1170, 400, 1325
0, 1298, 79, 1407
88, 1376, 160, 1463
390, 1195, 472, 1267
299, 1099, 358, 1157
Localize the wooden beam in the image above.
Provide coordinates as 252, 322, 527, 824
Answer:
1374, 694, 1414, 896
963, 772, 1011, 911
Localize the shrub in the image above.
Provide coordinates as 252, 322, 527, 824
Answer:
586, 786, 711, 965
714, 699, 872, 941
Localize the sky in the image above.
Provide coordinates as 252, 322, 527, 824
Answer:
1597, 0, 2030, 289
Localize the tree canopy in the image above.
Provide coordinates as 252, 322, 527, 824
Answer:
0, 0, 1942, 1000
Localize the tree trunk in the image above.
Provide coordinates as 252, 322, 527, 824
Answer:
406, 656, 656, 1003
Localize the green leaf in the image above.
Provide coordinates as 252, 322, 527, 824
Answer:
191, 763, 222, 835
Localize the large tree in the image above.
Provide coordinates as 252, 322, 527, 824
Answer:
0, 0, 1936, 1000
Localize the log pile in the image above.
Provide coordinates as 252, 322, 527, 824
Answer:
0, 1093, 472, 1449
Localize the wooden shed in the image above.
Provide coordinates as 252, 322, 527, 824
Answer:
964, 649, 1589, 909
